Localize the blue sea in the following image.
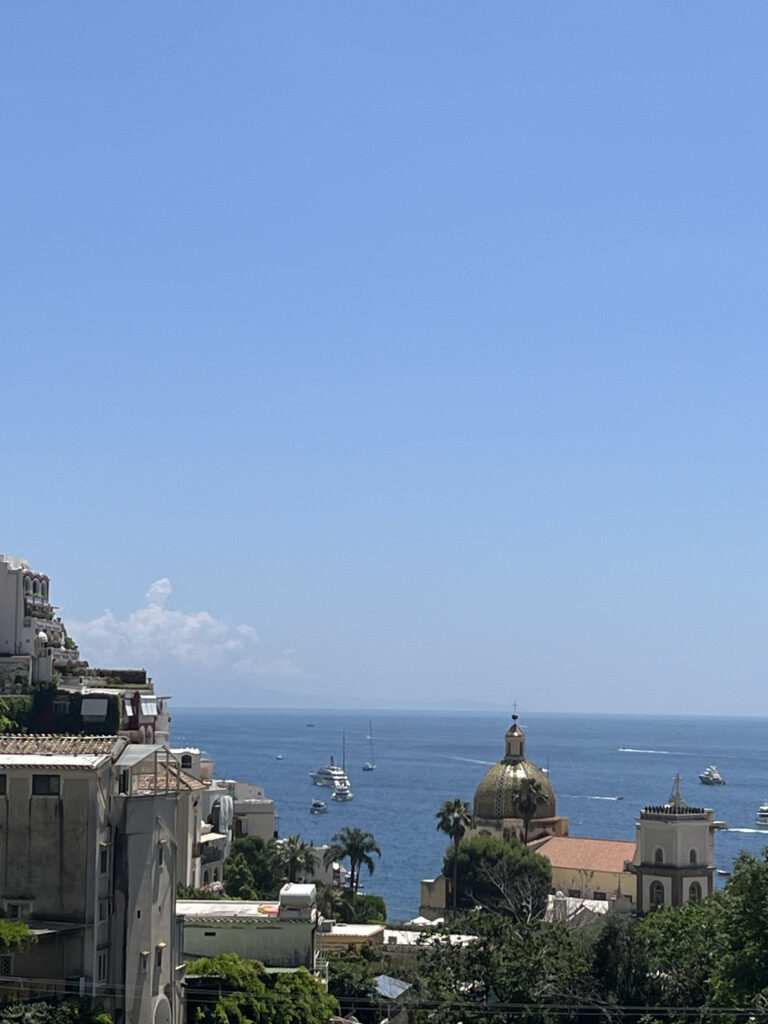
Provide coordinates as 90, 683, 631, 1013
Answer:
170, 709, 768, 922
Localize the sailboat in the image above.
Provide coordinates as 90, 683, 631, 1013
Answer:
362, 720, 376, 771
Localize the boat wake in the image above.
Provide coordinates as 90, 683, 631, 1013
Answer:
619, 747, 690, 756
728, 827, 767, 835
447, 756, 496, 766
562, 794, 623, 802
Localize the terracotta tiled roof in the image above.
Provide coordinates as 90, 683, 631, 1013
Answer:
134, 761, 209, 794
0, 734, 121, 756
529, 836, 637, 873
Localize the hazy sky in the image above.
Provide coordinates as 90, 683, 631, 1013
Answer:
4, 4, 768, 714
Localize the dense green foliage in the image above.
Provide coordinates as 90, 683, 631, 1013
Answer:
0, 1002, 111, 1023
185, 952, 338, 1023
443, 834, 552, 920
404, 847, 768, 1024
0, 918, 36, 950
224, 836, 284, 898
0, 681, 119, 735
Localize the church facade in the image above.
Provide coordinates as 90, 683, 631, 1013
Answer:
420, 715, 722, 920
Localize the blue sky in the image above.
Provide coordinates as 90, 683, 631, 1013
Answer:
4, 4, 768, 713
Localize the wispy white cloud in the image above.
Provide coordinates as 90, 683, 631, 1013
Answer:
68, 579, 307, 681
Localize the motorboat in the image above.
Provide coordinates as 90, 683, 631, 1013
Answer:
699, 765, 726, 786
309, 755, 350, 788
331, 780, 354, 802
310, 799, 327, 814
362, 719, 376, 771
756, 802, 768, 829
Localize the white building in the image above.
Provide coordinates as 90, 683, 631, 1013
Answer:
0, 553, 81, 688
178, 884, 319, 970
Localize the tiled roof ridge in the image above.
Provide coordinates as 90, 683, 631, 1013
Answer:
0, 734, 121, 755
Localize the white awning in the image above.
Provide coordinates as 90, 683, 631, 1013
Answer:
81, 698, 108, 718
140, 699, 157, 716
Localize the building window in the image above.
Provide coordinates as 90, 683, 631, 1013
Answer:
155, 946, 164, 971
654, 847, 664, 865
100, 849, 109, 875
181, 754, 192, 769
6, 902, 29, 920
158, 844, 164, 869
567, 889, 581, 898
140, 952, 149, 974
650, 880, 664, 906
689, 881, 702, 902
32, 774, 60, 796
0, 955, 13, 977
97, 950, 108, 983
99, 898, 109, 922
689, 849, 698, 865
119, 770, 130, 794
0, 774, 6, 796
593, 891, 607, 900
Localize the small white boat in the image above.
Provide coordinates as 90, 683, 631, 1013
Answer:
310, 799, 327, 814
275, 754, 284, 760
756, 802, 768, 829
331, 781, 354, 802
699, 764, 726, 785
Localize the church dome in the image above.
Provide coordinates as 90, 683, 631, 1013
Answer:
473, 716, 556, 821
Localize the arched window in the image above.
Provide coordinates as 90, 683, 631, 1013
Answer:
23, 576, 31, 593
650, 880, 664, 906
689, 882, 702, 902
654, 847, 664, 865
689, 849, 697, 865
181, 754, 193, 769
32, 579, 38, 595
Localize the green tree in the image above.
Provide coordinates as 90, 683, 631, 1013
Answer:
709, 849, 768, 1007
0, 918, 36, 951
324, 827, 381, 894
515, 776, 547, 844
223, 851, 259, 899
185, 952, 337, 1024
276, 834, 316, 884
436, 797, 472, 918
638, 890, 726, 1010
443, 834, 551, 921
228, 835, 283, 897
411, 915, 592, 1024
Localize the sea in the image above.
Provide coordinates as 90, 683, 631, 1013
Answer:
170, 708, 768, 922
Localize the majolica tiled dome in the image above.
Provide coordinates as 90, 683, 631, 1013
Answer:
473, 716, 556, 821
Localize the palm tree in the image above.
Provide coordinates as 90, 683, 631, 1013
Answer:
323, 826, 381, 893
276, 834, 316, 883
515, 777, 546, 844
436, 797, 472, 917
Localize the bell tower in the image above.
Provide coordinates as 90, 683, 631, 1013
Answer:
633, 773, 725, 913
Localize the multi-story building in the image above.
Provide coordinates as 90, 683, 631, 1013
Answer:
0, 734, 187, 1024
0, 553, 81, 688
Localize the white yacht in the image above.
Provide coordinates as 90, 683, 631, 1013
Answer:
331, 780, 354, 802
309, 756, 350, 789
699, 764, 726, 786
310, 799, 328, 814
756, 801, 768, 829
